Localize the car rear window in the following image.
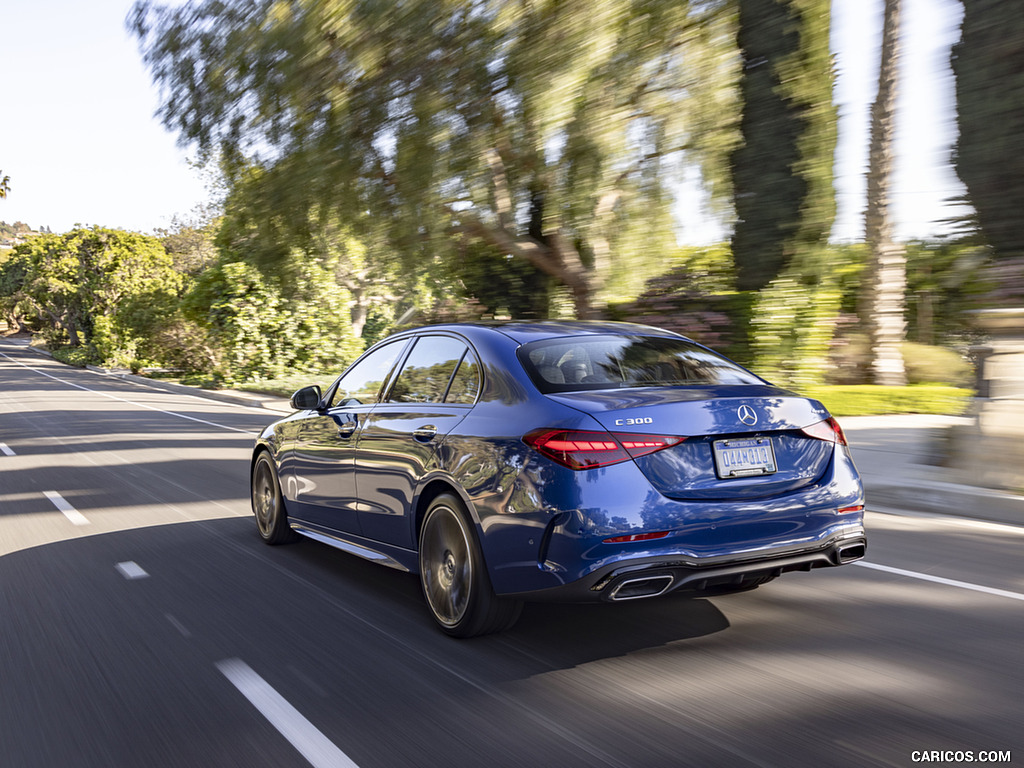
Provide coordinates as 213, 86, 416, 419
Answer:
518, 335, 764, 393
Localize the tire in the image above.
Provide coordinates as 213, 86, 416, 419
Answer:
251, 452, 299, 545
418, 494, 522, 638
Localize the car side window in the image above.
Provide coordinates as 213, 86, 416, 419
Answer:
446, 353, 480, 404
387, 336, 468, 404
330, 340, 407, 407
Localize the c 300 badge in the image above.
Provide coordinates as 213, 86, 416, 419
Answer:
614, 416, 654, 427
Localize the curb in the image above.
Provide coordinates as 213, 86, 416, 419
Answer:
103, 370, 292, 413
867, 480, 1024, 527
21, 344, 52, 358
122, 373, 293, 413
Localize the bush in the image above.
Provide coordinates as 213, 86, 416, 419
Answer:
149, 316, 223, 375
827, 334, 974, 388
183, 255, 363, 384
749, 272, 841, 388
236, 375, 334, 398
901, 342, 974, 387
610, 264, 744, 361
50, 347, 93, 367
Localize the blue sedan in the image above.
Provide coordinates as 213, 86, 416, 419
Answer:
250, 321, 866, 637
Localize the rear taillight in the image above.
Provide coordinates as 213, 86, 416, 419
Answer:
523, 429, 686, 470
603, 531, 671, 544
801, 417, 848, 446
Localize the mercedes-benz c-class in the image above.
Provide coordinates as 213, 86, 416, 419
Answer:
250, 321, 866, 637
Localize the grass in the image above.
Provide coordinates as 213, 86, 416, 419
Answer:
799, 384, 974, 417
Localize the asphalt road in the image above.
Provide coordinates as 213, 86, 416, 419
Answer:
1, 341, 1021, 768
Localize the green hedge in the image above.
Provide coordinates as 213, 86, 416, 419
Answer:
799, 385, 974, 417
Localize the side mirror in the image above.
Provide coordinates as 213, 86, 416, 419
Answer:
290, 385, 323, 411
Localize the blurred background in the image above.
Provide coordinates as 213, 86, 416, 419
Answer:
1, 0, 1022, 456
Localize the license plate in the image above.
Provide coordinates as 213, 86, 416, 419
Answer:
712, 437, 777, 478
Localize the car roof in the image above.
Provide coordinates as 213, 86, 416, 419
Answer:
403, 320, 687, 344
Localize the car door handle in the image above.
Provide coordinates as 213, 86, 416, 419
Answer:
413, 425, 437, 442
337, 421, 357, 438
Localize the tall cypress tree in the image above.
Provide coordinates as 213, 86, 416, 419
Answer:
731, 0, 837, 293
953, 0, 1024, 263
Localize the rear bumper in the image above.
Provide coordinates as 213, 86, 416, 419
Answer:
504, 528, 866, 603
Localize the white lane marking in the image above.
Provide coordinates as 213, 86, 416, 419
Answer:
43, 490, 90, 526
165, 614, 192, 638
216, 659, 359, 768
0, 442, 14, 456
0, 351, 257, 435
868, 506, 1024, 536
115, 561, 149, 580
854, 561, 1024, 602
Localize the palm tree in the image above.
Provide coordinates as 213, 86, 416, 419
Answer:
863, 0, 908, 386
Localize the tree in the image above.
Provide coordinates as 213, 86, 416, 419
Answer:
183, 253, 362, 382
0, 170, 9, 199
157, 213, 219, 276
129, 0, 740, 318
953, 0, 1024, 263
211, 162, 410, 340
730, 0, 840, 386
862, 0, 907, 386
3, 228, 181, 351
730, 0, 838, 293
0, 251, 31, 332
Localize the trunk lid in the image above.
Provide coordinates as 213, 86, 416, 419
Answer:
548, 385, 837, 500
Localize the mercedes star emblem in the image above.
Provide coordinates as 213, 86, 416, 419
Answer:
737, 404, 758, 426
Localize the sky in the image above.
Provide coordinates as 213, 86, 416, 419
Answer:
1, 0, 967, 243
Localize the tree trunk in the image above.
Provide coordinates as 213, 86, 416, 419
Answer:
349, 286, 369, 339
456, 214, 599, 319
864, 0, 908, 386
67, 319, 82, 347
469, 149, 600, 319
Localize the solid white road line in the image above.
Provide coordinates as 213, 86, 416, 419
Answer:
115, 561, 149, 580
0, 442, 15, 456
43, 490, 89, 526
0, 351, 257, 435
854, 561, 1024, 602
216, 659, 359, 768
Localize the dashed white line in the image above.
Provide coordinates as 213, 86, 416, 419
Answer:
165, 614, 192, 638
216, 658, 359, 768
0, 442, 15, 456
43, 490, 89, 526
854, 561, 1024, 602
115, 561, 149, 580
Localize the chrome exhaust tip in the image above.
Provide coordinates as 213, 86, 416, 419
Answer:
608, 574, 674, 601
836, 542, 866, 564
